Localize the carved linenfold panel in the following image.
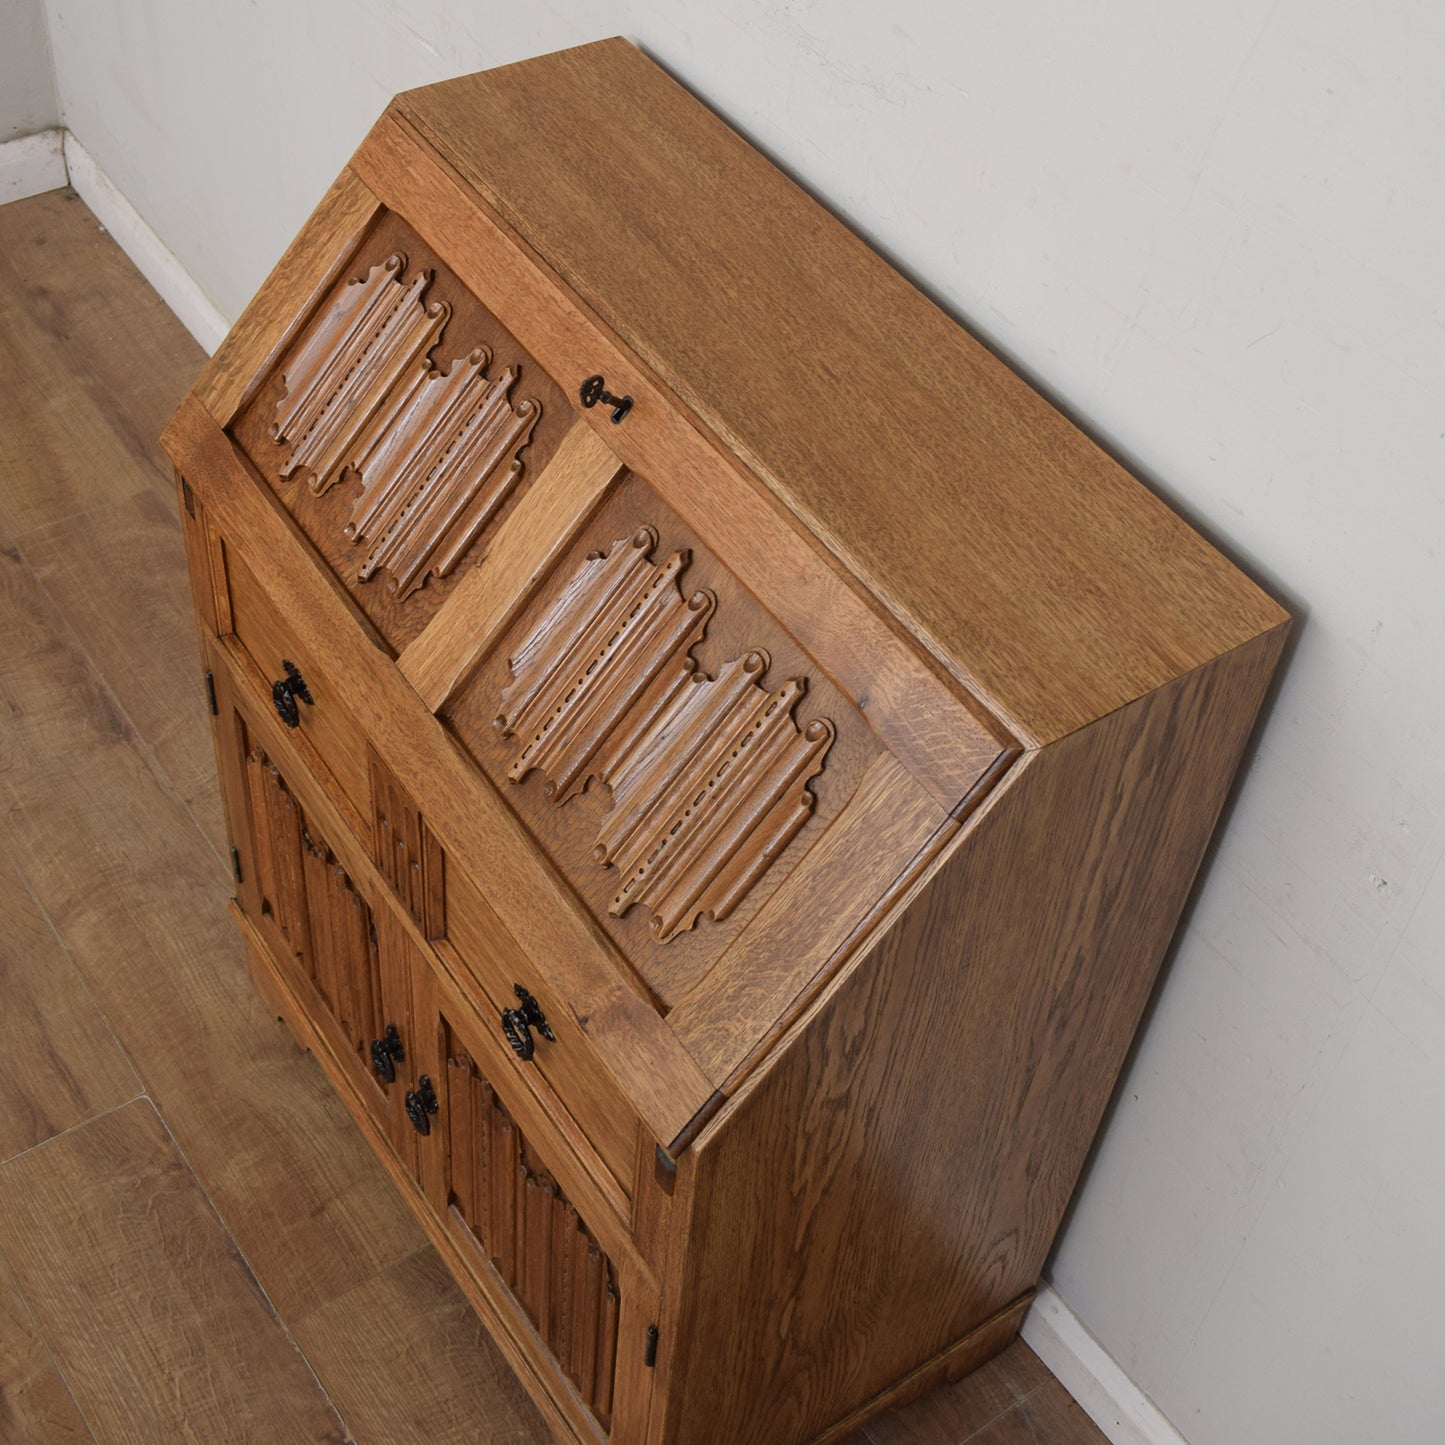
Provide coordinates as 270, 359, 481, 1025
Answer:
497, 527, 717, 803
245, 749, 309, 960
598, 653, 835, 941
346, 353, 540, 598
272, 253, 449, 495
368, 747, 446, 939
299, 832, 383, 1073
244, 745, 386, 1083
445, 1037, 620, 1428
496, 529, 834, 942
270, 251, 542, 599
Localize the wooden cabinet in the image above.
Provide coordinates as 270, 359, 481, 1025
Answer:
162, 38, 1288, 1445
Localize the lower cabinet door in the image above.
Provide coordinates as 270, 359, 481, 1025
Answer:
404, 962, 641, 1439
235, 726, 424, 1172
440, 1023, 623, 1432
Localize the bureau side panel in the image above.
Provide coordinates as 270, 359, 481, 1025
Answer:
660, 621, 1288, 1445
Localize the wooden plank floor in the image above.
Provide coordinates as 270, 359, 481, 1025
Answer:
0, 187, 1109, 1445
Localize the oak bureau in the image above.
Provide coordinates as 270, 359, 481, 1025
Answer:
161, 37, 1289, 1445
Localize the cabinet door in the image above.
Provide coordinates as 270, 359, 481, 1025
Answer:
451, 1029, 620, 1425
368, 903, 440, 1186
220, 691, 419, 1158
407, 963, 653, 1441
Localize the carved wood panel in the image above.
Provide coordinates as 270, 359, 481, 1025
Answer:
347, 353, 540, 598
245, 749, 310, 964
496, 529, 834, 942
272, 253, 447, 495
270, 251, 541, 601
368, 747, 446, 939
442, 473, 879, 1006
445, 1034, 619, 1429
229, 214, 574, 656
597, 653, 835, 943
244, 745, 396, 1107
497, 527, 716, 802
300, 832, 385, 1081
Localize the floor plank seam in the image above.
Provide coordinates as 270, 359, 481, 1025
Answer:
5, 534, 228, 879
146, 1102, 357, 1441
283, 1236, 442, 1445
0, 830, 151, 1125
147, 1100, 289, 1321
957, 1381, 1049, 1445
0, 1093, 148, 1173
0, 1190, 101, 1443
290, 1241, 435, 1332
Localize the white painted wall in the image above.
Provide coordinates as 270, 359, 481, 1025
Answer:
0, 0, 58, 142
40, 4, 1445, 1442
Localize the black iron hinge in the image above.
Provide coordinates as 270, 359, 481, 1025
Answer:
230, 846, 242, 886
204, 670, 218, 716
644, 1324, 659, 1368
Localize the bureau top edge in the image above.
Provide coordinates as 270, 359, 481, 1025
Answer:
393, 37, 1287, 747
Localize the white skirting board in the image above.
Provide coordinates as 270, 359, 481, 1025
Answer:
62, 132, 229, 355
1022, 1285, 1191, 1445
0, 128, 67, 205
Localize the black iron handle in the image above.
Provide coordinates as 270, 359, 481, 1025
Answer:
500, 1009, 534, 1060
405, 1074, 439, 1135
369, 1023, 404, 1084
579, 373, 633, 424
271, 660, 313, 729
500, 985, 555, 1061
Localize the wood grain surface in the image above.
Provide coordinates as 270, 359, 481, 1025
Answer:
963, 1377, 1109, 1445
19, 489, 228, 855
423, 934, 642, 1271
238, 910, 610, 1445
268, 250, 449, 494
396, 40, 1287, 745
439, 1041, 623, 1429
0, 1259, 92, 1443
228, 208, 575, 658
0, 1101, 345, 1442
166, 393, 719, 1145
864, 1336, 1049, 1444
490, 521, 834, 946
399, 418, 625, 709
442, 869, 642, 1205
668, 751, 953, 1087
225, 542, 377, 820
263, 245, 544, 604
803, 1298, 1034, 1445
0, 851, 139, 1165
293, 1246, 548, 1444
0, 190, 193, 532
177, 49, 1287, 1441
444, 467, 885, 1014
351, 113, 1014, 795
